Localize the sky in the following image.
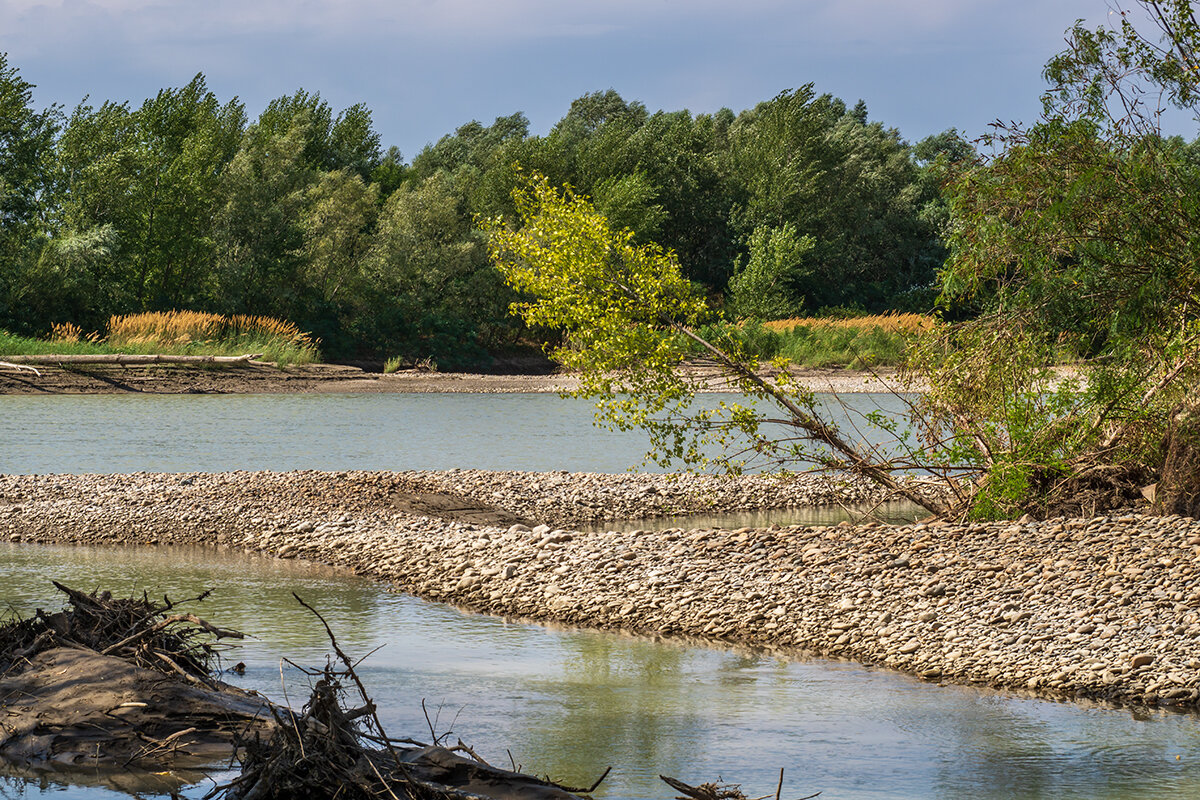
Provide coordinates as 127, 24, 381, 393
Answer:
0, 0, 1134, 159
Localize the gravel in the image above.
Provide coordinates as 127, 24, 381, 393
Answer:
1, 469, 1197, 709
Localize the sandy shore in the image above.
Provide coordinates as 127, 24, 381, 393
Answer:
1, 469, 1196, 711
0, 362, 911, 395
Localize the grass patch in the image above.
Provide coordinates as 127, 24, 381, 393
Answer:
1, 311, 321, 366
694, 313, 939, 368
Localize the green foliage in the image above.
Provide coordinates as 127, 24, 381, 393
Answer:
211, 121, 312, 318
485, 173, 746, 469
363, 171, 514, 367
924, 0, 1200, 518
725, 88, 943, 310
0, 53, 57, 270
694, 319, 914, 368
483, 171, 941, 514
0, 53, 951, 367
726, 223, 813, 320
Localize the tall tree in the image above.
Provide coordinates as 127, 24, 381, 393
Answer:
726, 88, 940, 310
211, 122, 312, 320
364, 171, 513, 365
56, 74, 245, 310
0, 53, 59, 330
256, 90, 382, 180
922, 0, 1200, 518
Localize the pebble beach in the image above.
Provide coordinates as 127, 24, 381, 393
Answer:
1, 469, 1198, 711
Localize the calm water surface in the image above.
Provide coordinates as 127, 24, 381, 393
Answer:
0, 392, 912, 475
0, 543, 1197, 800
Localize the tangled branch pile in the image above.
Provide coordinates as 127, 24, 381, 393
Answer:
212, 595, 588, 800
0, 581, 242, 685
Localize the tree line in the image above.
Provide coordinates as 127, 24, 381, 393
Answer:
0, 54, 963, 365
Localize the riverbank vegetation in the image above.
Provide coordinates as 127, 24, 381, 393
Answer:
703, 313, 937, 369
0, 311, 319, 365
489, 0, 1200, 522
0, 51, 958, 366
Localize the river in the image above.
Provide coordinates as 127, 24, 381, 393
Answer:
0, 392, 1197, 799
0, 392, 912, 475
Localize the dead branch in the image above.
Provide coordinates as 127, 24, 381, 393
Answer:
0, 360, 40, 376
0, 353, 263, 366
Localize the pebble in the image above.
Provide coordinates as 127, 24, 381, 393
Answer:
1, 469, 1198, 710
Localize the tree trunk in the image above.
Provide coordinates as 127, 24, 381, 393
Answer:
1154, 401, 1200, 517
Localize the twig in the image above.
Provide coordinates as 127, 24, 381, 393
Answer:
292, 593, 403, 765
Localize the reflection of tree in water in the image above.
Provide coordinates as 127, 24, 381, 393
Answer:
515, 631, 805, 794
927, 695, 1200, 800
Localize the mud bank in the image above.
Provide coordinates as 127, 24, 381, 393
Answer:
1, 470, 1198, 710
0, 362, 908, 395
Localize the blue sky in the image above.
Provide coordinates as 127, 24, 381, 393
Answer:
2, 1, 1121, 158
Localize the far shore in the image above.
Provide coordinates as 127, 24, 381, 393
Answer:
0, 361, 917, 395
0, 468, 1194, 713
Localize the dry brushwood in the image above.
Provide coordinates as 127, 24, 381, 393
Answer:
0, 581, 241, 685
209, 594, 598, 800
661, 772, 820, 800
0, 583, 270, 771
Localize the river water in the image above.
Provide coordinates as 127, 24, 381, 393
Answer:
0, 392, 1198, 799
0, 392, 912, 475
0, 543, 1198, 800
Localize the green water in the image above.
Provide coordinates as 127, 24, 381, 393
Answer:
0, 542, 1197, 800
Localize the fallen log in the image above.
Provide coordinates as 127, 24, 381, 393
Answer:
0, 360, 40, 375
0, 352, 264, 366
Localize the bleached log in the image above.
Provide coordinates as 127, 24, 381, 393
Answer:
0, 360, 42, 375
0, 353, 263, 366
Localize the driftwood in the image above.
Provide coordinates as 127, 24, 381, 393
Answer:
661, 772, 819, 800
211, 594, 596, 800
0, 583, 271, 770
0, 361, 40, 375
0, 352, 264, 366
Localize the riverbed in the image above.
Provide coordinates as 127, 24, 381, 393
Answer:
0, 390, 1197, 799
3, 542, 1199, 800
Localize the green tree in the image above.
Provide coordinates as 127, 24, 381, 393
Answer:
364, 172, 514, 365
726, 222, 814, 320
8, 226, 120, 333
212, 123, 312, 318
486, 173, 945, 514
55, 75, 245, 311
923, 0, 1200, 518
726, 88, 941, 310
292, 168, 380, 352
256, 90, 382, 180
0, 53, 59, 331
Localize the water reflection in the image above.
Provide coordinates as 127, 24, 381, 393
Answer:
1, 542, 1198, 800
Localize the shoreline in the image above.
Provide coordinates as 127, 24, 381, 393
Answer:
0, 362, 911, 395
1, 469, 1196, 712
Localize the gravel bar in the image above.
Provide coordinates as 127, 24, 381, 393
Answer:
1, 469, 1198, 710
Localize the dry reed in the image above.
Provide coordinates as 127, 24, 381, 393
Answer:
762, 312, 938, 334
106, 311, 315, 349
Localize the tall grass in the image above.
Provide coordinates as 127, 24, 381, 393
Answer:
1, 311, 320, 365
763, 312, 937, 335
693, 313, 938, 368
762, 312, 936, 368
